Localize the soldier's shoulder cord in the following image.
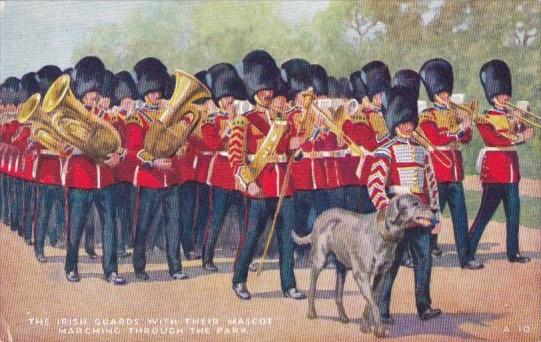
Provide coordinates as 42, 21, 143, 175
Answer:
350, 109, 368, 124
231, 115, 249, 128
368, 110, 388, 136
419, 108, 436, 123
125, 113, 144, 127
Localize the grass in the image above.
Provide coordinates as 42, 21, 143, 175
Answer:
441, 190, 541, 229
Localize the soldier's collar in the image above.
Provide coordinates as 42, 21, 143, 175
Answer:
433, 103, 448, 110
492, 105, 507, 114
146, 104, 160, 111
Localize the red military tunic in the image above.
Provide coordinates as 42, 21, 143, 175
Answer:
110, 110, 134, 183
124, 105, 177, 189
342, 108, 389, 186
234, 108, 297, 198
367, 137, 439, 211
418, 104, 472, 183
63, 109, 116, 190
32, 141, 64, 186
10, 124, 34, 181
320, 129, 346, 190
175, 136, 197, 186
4, 120, 21, 177
289, 107, 328, 191
197, 111, 236, 190
475, 107, 523, 184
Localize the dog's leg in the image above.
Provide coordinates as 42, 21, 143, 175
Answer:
307, 258, 325, 319
334, 263, 349, 324
352, 269, 385, 338
364, 272, 384, 325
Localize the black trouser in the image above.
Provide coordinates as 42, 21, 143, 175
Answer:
202, 187, 244, 263
466, 182, 521, 261
133, 186, 184, 275
377, 227, 433, 316
342, 185, 377, 213
34, 184, 66, 256
434, 182, 469, 264
65, 185, 119, 277
233, 197, 296, 292
20, 180, 37, 241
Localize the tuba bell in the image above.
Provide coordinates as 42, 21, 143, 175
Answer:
18, 93, 68, 155
42, 75, 122, 161
143, 70, 211, 159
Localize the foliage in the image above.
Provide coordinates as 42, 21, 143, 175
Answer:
74, 0, 541, 177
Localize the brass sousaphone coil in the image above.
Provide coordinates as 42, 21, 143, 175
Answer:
42, 75, 122, 161
18, 93, 68, 155
143, 70, 212, 159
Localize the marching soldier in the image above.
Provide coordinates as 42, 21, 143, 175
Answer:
417, 60, 482, 269
178, 70, 212, 261
110, 71, 138, 258
63, 56, 125, 284
126, 57, 189, 281
2, 77, 23, 232
200, 63, 247, 272
282, 59, 328, 256
342, 62, 391, 214
231, 50, 305, 300
12, 72, 39, 245
310, 64, 345, 210
32, 65, 67, 262
465, 60, 534, 266
368, 86, 442, 323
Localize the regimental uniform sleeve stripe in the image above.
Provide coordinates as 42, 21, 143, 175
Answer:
368, 156, 390, 210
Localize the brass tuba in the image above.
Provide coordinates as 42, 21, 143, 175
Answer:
42, 75, 122, 161
143, 70, 211, 159
18, 93, 67, 155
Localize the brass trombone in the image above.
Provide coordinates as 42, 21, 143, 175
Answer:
498, 100, 541, 130
436, 94, 520, 141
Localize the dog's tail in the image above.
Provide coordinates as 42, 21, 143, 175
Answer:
292, 231, 312, 245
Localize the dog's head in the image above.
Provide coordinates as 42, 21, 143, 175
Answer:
385, 194, 434, 235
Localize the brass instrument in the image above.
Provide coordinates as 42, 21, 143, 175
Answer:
143, 70, 211, 159
436, 94, 519, 141
499, 100, 541, 130
18, 93, 67, 155
236, 119, 289, 190
42, 75, 122, 161
411, 130, 453, 168
309, 98, 367, 157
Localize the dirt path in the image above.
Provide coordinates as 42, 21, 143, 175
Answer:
0, 218, 540, 342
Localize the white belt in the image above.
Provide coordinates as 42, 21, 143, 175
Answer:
302, 149, 348, 159
40, 150, 60, 156
200, 151, 229, 157
247, 154, 287, 163
389, 185, 424, 195
475, 146, 517, 174
434, 146, 459, 151
482, 146, 517, 152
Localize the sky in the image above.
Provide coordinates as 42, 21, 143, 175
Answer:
0, 0, 329, 81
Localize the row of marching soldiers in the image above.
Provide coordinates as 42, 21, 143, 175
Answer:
0, 50, 534, 323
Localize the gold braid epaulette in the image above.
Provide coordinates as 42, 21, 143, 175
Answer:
369, 111, 389, 137
419, 108, 435, 124
349, 109, 368, 124
125, 113, 144, 127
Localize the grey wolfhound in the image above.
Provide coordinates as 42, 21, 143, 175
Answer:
292, 194, 434, 338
